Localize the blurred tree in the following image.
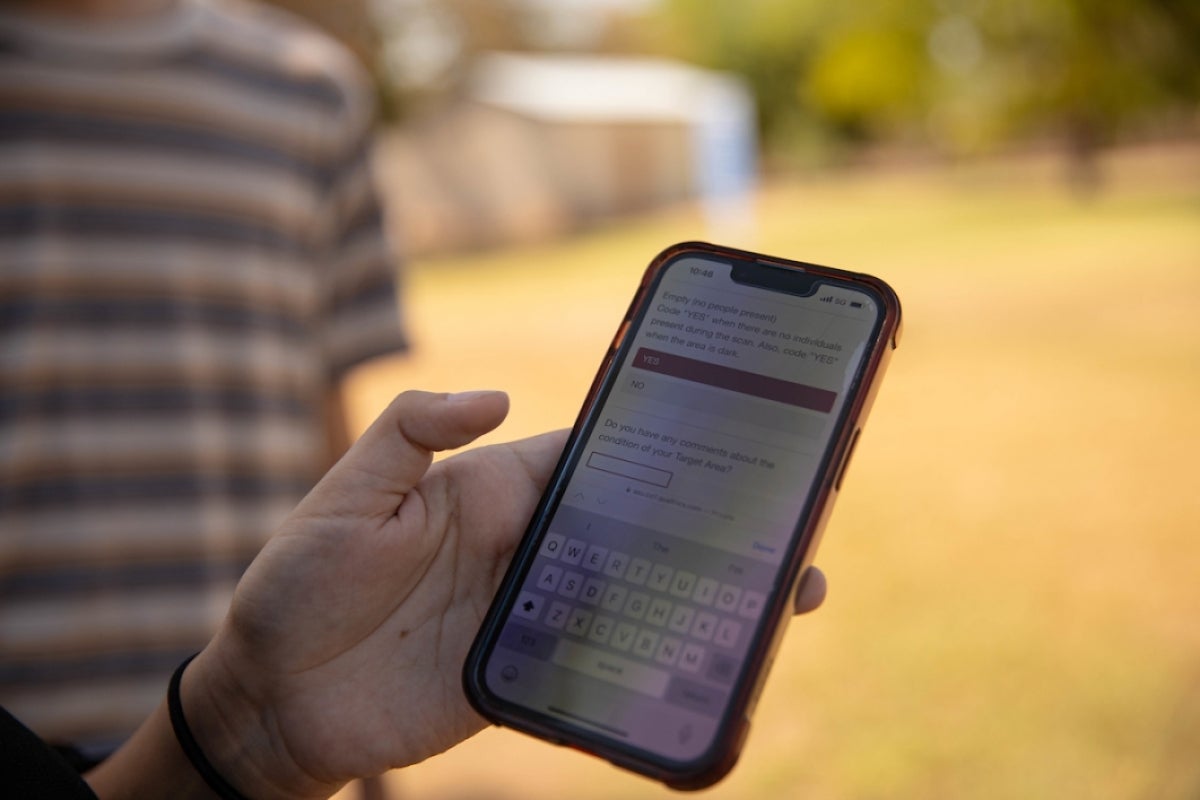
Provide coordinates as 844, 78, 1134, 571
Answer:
650, 0, 829, 156
803, 13, 932, 143
978, 0, 1200, 189
651, 0, 1200, 175
270, 0, 1200, 175
367, 0, 567, 119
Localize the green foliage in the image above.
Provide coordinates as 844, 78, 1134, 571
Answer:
657, 0, 828, 145
652, 0, 1200, 161
805, 24, 928, 139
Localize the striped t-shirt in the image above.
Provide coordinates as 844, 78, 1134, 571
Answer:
0, 0, 406, 752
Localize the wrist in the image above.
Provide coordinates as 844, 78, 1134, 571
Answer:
169, 654, 254, 799
180, 646, 336, 800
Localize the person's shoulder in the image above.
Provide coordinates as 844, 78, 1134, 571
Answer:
195, 0, 372, 112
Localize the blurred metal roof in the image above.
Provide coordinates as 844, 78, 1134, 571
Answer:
471, 52, 749, 124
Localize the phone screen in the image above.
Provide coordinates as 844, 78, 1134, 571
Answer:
474, 250, 889, 770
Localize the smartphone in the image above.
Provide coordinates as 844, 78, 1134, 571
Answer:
464, 242, 902, 789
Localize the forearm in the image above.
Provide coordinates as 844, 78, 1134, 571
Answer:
84, 697, 221, 800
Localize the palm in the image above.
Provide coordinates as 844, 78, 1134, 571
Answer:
210, 392, 565, 791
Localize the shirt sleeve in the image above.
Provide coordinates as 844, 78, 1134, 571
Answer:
0, 707, 98, 799
320, 128, 410, 382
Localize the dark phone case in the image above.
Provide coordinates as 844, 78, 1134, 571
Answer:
463, 241, 902, 789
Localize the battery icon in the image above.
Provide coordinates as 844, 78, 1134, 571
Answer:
850, 301, 863, 308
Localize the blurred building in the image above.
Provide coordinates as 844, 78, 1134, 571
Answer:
380, 53, 757, 255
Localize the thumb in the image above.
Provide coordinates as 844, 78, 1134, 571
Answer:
303, 390, 510, 520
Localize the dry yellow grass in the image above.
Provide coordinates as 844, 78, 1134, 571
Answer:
336, 143, 1200, 800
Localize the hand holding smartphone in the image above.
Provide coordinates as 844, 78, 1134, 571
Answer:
464, 242, 901, 789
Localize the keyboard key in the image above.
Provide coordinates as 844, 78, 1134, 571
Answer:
679, 643, 706, 673
624, 591, 650, 620
715, 584, 742, 613
645, 598, 672, 627
714, 618, 742, 648
603, 550, 630, 580
552, 638, 670, 698
600, 584, 628, 613
626, 557, 652, 585
691, 612, 718, 641
536, 563, 563, 592
739, 590, 766, 619
632, 629, 659, 659
544, 601, 570, 630
668, 605, 695, 634
582, 544, 609, 572
539, 532, 566, 560
670, 570, 697, 598
499, 623, 557, 661
647, 564, 674, 593
693, 577, 719, 606
611, 621, 637, 651
588, 615, 615, 644
655, 636, 683, 666
666, 676, 724, 716
580, 577, 606, 605
561, 539, 587, 566
512, 591, 544, 621
557, 571, 584, 599
565, 608, 593, 637
706, 653, 738, 684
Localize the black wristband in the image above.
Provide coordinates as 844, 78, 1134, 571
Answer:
168, 653, 251, 800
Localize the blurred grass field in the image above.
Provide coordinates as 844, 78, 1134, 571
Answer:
343, 143, 1200, 800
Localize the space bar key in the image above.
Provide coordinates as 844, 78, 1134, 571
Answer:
551, 639, 670, 699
